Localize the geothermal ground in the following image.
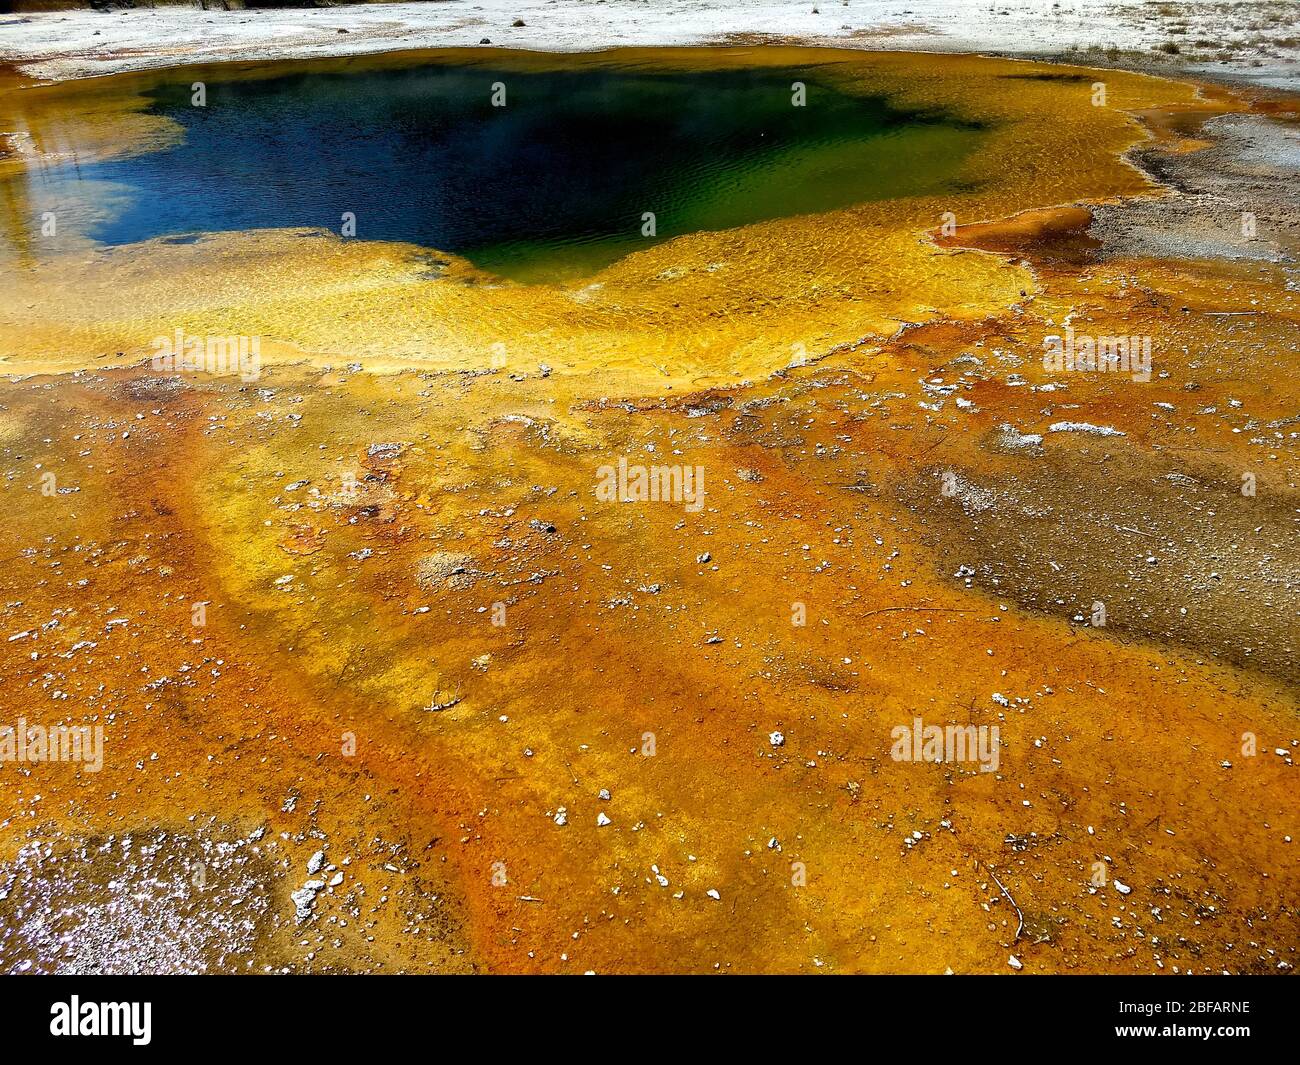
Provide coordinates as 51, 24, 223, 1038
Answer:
0, 9, 1296, 976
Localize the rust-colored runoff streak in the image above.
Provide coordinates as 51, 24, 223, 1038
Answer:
0, 49, 1295, 975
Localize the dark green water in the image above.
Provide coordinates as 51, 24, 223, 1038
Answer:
33, 58, 987, 282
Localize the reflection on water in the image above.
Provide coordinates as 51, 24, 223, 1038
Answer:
2, 56, 986, 282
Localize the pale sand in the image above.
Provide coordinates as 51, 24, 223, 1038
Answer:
1, 0, 1297, 88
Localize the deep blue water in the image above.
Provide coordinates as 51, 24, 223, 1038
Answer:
25, 58, 987, 281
